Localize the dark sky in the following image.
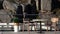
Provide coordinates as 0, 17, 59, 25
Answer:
52, 0, 60, 10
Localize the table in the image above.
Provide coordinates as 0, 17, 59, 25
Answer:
32, 19, 47, 33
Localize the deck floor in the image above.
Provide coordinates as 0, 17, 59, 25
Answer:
0, 31, 60, 34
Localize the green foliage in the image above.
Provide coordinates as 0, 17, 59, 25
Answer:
11, 17, 19, 23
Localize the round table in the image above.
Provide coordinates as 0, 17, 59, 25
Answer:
32, 19, 47, 33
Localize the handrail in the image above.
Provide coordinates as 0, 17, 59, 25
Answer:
0, 23, 13, 26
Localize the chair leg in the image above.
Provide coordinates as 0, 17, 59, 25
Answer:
28, 22, 30, 32
47, 26, 48, 31
27, 21, 30, 34
33, 25, 35, 31
34, 23, 37, 31
22, 23, 25, 32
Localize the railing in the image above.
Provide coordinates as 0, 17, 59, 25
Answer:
0, 14, 60, 31
0, 23, 40, 31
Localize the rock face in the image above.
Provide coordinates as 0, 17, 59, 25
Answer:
0, 10, 11, 23
2, 0, 18, 20
41, 0, 51, 10
3, 0, 18, 11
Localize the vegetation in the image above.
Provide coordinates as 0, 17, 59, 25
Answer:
11, 17, 19, 23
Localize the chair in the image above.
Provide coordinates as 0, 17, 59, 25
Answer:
22, 18, 30, 32
29, 21, 37, 31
